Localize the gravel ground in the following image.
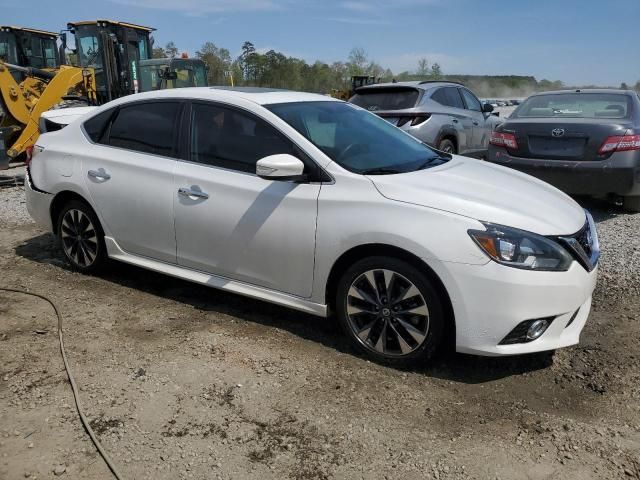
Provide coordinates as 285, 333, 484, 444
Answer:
0, 163, 639, 480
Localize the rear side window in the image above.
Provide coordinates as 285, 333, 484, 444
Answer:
431, 87, 465, 109
190, 103, 296, 173
84, 108, 115, 143
108, 102, 181, 157
460, 89, 482, 111
350, 88, 420, 111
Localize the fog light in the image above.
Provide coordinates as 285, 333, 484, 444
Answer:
526, 319, 550, 340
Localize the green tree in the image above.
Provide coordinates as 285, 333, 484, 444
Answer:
620, 82, 629, 90
152, 47, 167, 59
347, 47, 368, 76
165, 41, 179, 59
430, 62, 442, 79
196, 42, 232, 85
417, 58, 429, 77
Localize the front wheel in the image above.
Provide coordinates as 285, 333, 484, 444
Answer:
335, 257, 446, 364
57, 200, 107, 273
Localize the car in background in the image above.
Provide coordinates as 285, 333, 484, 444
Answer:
487, 89, 640, 212
26, 87, 598, 363
349, 81, 501, 158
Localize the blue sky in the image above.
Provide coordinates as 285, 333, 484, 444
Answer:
4, 0, 639, 85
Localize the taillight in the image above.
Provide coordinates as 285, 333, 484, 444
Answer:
598, 132, 640, 155
25, 146, 34, 167
490, 131, 519, 149
25, 145, 43, 167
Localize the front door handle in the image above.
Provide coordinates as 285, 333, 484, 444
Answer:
88, 169, 111, 181
178, 187, 209, 199
452, 119, 459, 124
473, 121, 480, 126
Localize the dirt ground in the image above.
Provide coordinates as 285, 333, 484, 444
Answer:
1, 166, 639, 480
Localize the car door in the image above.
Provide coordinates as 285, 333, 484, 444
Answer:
82, 100, 182, 264
173, 101, 320, 298
431, 87, 472, 154
459, 87, 488, 154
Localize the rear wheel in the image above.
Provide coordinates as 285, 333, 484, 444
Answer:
623, 196, 640, 213
57, 200, 106, 273
437, 138, 456, 154
335, 257, 445, 364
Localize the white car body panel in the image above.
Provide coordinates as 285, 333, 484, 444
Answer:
26, 87, 598, 357
40, 106, 97, 126
174, 161, 320, 297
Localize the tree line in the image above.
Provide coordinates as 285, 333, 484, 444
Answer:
152, 40, 640, 97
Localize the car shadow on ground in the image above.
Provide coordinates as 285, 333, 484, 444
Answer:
0, 174, 24, 189
16, 232, 554, 384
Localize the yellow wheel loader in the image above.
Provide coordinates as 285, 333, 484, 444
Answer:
0, 20, 208, 169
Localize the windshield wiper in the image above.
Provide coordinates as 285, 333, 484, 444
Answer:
417, 156, 449, 170
360, 167, 403, 175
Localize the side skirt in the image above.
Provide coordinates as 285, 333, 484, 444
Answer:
104, 237, 327, 317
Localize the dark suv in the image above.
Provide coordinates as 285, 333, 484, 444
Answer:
487, 89, 640, 212
349, 81, 501, 158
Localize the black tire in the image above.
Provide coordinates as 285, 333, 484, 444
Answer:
623, 196, 640, 213
56, 199, 107, 273
335, 256, 446, 365
437, 138, 456, 154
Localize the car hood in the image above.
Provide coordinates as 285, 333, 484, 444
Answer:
369, 156, 586, 235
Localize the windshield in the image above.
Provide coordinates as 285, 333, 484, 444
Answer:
514, 93, 633, 119
267, 101, 448, 174
0, 32, 18, 64
350, 87, 420, 111
75, 25, 102, 68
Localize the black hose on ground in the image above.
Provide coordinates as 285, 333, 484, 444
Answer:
0, 288, 123, 480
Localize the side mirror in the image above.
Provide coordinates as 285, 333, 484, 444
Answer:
482, 103, 494, 113
256, 154, 307, 182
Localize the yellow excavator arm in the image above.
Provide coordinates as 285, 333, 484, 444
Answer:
0, 61, 96, 160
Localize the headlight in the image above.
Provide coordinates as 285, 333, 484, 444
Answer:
468, 223, 573, 271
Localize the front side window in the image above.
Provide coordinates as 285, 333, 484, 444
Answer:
0, 32, 17, 63
42, 38, 57, 67
190, 103, 296, 173
460, 88, 482, 111
108, 102, 181, 157
268, 101, 448, 174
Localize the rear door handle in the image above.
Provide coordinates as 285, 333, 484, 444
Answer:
88, 169, 110, 181
178, 187, 209, 199
473, 121, 480, 126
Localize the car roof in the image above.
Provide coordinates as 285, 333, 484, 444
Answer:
112, 87, 339, 106
355, 80, 465, 91
529, 89, 636, 97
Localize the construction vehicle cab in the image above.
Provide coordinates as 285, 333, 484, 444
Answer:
0, 26, 60, 81
139, 57, 208, 92
65, 20, 153, 103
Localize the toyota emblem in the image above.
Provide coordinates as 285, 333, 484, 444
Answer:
551, 128, 565, 137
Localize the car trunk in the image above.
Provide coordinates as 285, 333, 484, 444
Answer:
502, 118, 633, 161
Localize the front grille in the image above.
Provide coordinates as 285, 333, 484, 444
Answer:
556, 211, 600, 272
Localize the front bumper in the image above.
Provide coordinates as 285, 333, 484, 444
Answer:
486, 147, 640, 196
429, 258, 598, 356
25, 169, 54, 231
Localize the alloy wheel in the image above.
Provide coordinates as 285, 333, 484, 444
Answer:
60, 209, 98, 268
345, 269, 430, 357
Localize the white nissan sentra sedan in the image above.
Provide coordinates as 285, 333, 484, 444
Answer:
25, 87, 599, 363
